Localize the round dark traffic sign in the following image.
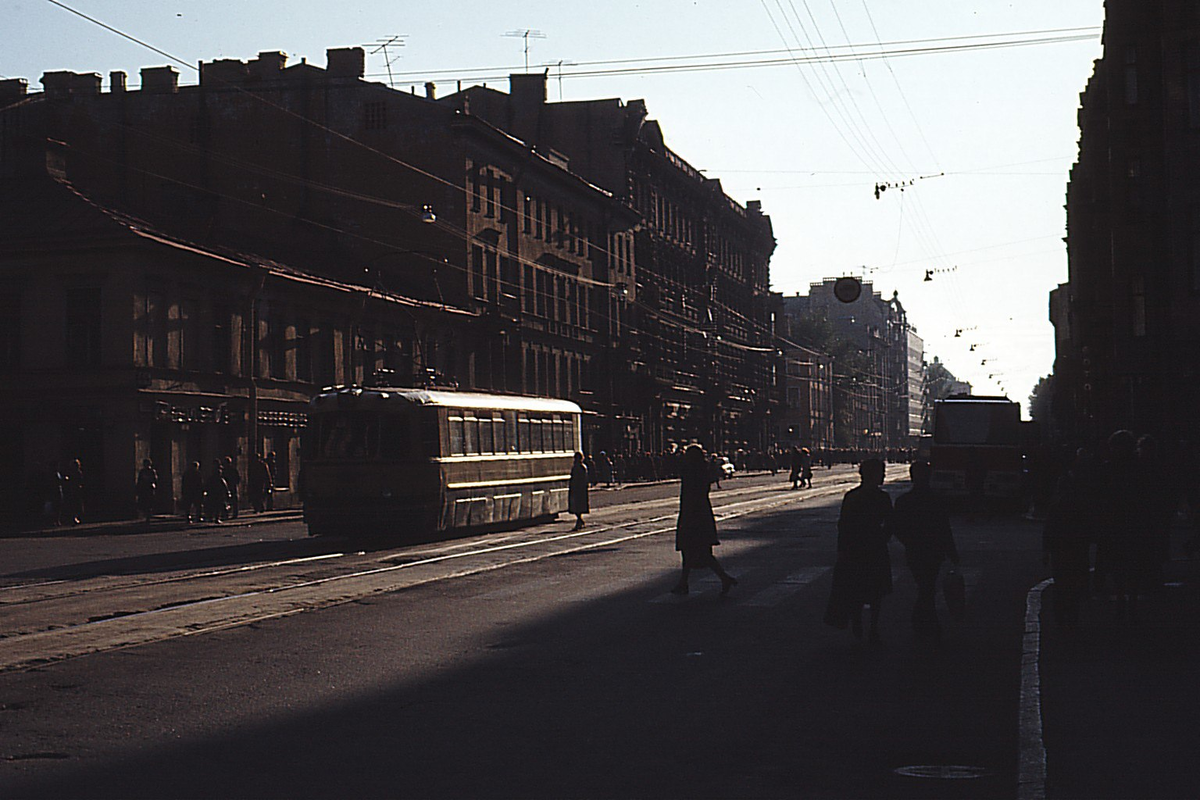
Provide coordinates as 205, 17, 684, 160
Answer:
833, 276, 862, 303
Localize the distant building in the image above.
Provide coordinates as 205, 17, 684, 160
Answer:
781, 278, 921, 453
1056, 0, 1200, 442
443, 74, 777, 454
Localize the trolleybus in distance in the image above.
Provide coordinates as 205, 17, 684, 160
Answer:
301, 386, 582, 538
929, 394, 1024, 510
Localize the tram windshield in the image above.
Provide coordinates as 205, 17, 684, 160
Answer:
309, 410, 413, 460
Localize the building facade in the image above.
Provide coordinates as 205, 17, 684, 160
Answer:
1056, 1, 1200, 443
444, 75, 778, 454
781, 279, 920, 454
0, 49, 644, 523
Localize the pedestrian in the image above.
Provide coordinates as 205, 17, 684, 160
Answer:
1043, 448, 1098, 631
135, 459, 158, 521
789, 446, 802, 489
62, 458, 84, 525
222, 456, 241, 519
832, 458, 893, 642
181, 461, 204, 523
1099, 430, 1151, 620
1137, 435, 1176, 588
203, 459, 229, 523
248, 453, 269, 513
800, 447, 814, 489
47, 461, 65, 526
670, 444, 737, 596
890, 461, 959, 642
569, 451, 589, 530
265, 452, 278, 510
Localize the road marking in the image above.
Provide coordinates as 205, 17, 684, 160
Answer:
743, 567, 830, 607
1019, 578, 1052, 800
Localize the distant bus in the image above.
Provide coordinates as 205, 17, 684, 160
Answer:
929, 394, 1023, 507
301, 386, 582, 537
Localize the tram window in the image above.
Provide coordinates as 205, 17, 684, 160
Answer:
554, 417, 566, 452
533, 418, 545, 452
494, 414, 510, 453
316, 412, 378, 459
449, 415, 464, 455
479, 417, 494, 454
519, 417, 531, 453
380, 415, 410, 459
464, 416, 479, 454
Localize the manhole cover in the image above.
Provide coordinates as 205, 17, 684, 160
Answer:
894, 765, 991, 780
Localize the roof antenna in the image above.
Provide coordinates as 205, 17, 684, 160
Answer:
504, 29, 546, 73
366, 35, 407, 88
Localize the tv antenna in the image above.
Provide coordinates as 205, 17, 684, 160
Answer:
542, 59, 576, 100
366, 35, 408, 88
504, 29, 546, 72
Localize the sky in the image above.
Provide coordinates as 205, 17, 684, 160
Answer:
3, 0, 1108, 414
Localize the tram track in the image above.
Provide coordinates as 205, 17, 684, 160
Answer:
0, 472, 862, 673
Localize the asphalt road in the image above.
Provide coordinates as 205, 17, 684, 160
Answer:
0, 469, 1060, 798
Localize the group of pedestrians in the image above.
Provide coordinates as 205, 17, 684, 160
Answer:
822, 458, 960, 644
33, 459, 87, 526
142, 453, 277, 525
1042, 429, 1181, 628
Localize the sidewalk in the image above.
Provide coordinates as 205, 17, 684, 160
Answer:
1039, 529, 1200, 799
2, 508, 304, 539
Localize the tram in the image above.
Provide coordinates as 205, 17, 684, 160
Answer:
301, 385, 582, 537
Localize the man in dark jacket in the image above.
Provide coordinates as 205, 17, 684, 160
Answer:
890, 460, 959, 642
181, 461, 204, 524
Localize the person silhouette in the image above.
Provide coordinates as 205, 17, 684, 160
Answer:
834, 458, 893, 642
891, 461, 958, 642
670, 444, 737, 596
568, 451, 589, 530
1043, 448, 1098, 631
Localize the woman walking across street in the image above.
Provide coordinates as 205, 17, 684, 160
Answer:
568, 451, 590, 530
670, 444, 737, 596
830, 458, 893, 642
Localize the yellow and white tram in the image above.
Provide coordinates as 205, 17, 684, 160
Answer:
301, 386, 583, 537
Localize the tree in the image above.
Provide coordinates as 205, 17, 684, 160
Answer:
1029, 373, 1055, 424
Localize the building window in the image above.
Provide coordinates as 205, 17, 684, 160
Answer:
523, 194, 532, 233
66, 286, 102, 367
364, 101, 387, 131
536, 199, 545, 239
1124, 46, 1138, 105
1131, 275, 1147, 337
212, 302, 231, 374
1187, 44, 1200, 129
471, 245, 484, 299
0, 290, 18, 370
1191, 208, 1200, 292
181, 298, 200, 371
470, 164, 481, 213
485, 170, 496, 218
296, 319, 313, 383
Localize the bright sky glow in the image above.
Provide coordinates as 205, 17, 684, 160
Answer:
3, 0, 1108, 413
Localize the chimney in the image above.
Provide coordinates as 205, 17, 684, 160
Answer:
110, 71, 126, 93
248, 51, 287, 81
326, 47, 364, 79
746, 200, 763, 215
41, 71, 102, 100
510, 72, 547, 108
0, 78, 28, 106
200, 59, 248, 87
425, 81, 437, 100
140, 66, 179, 94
